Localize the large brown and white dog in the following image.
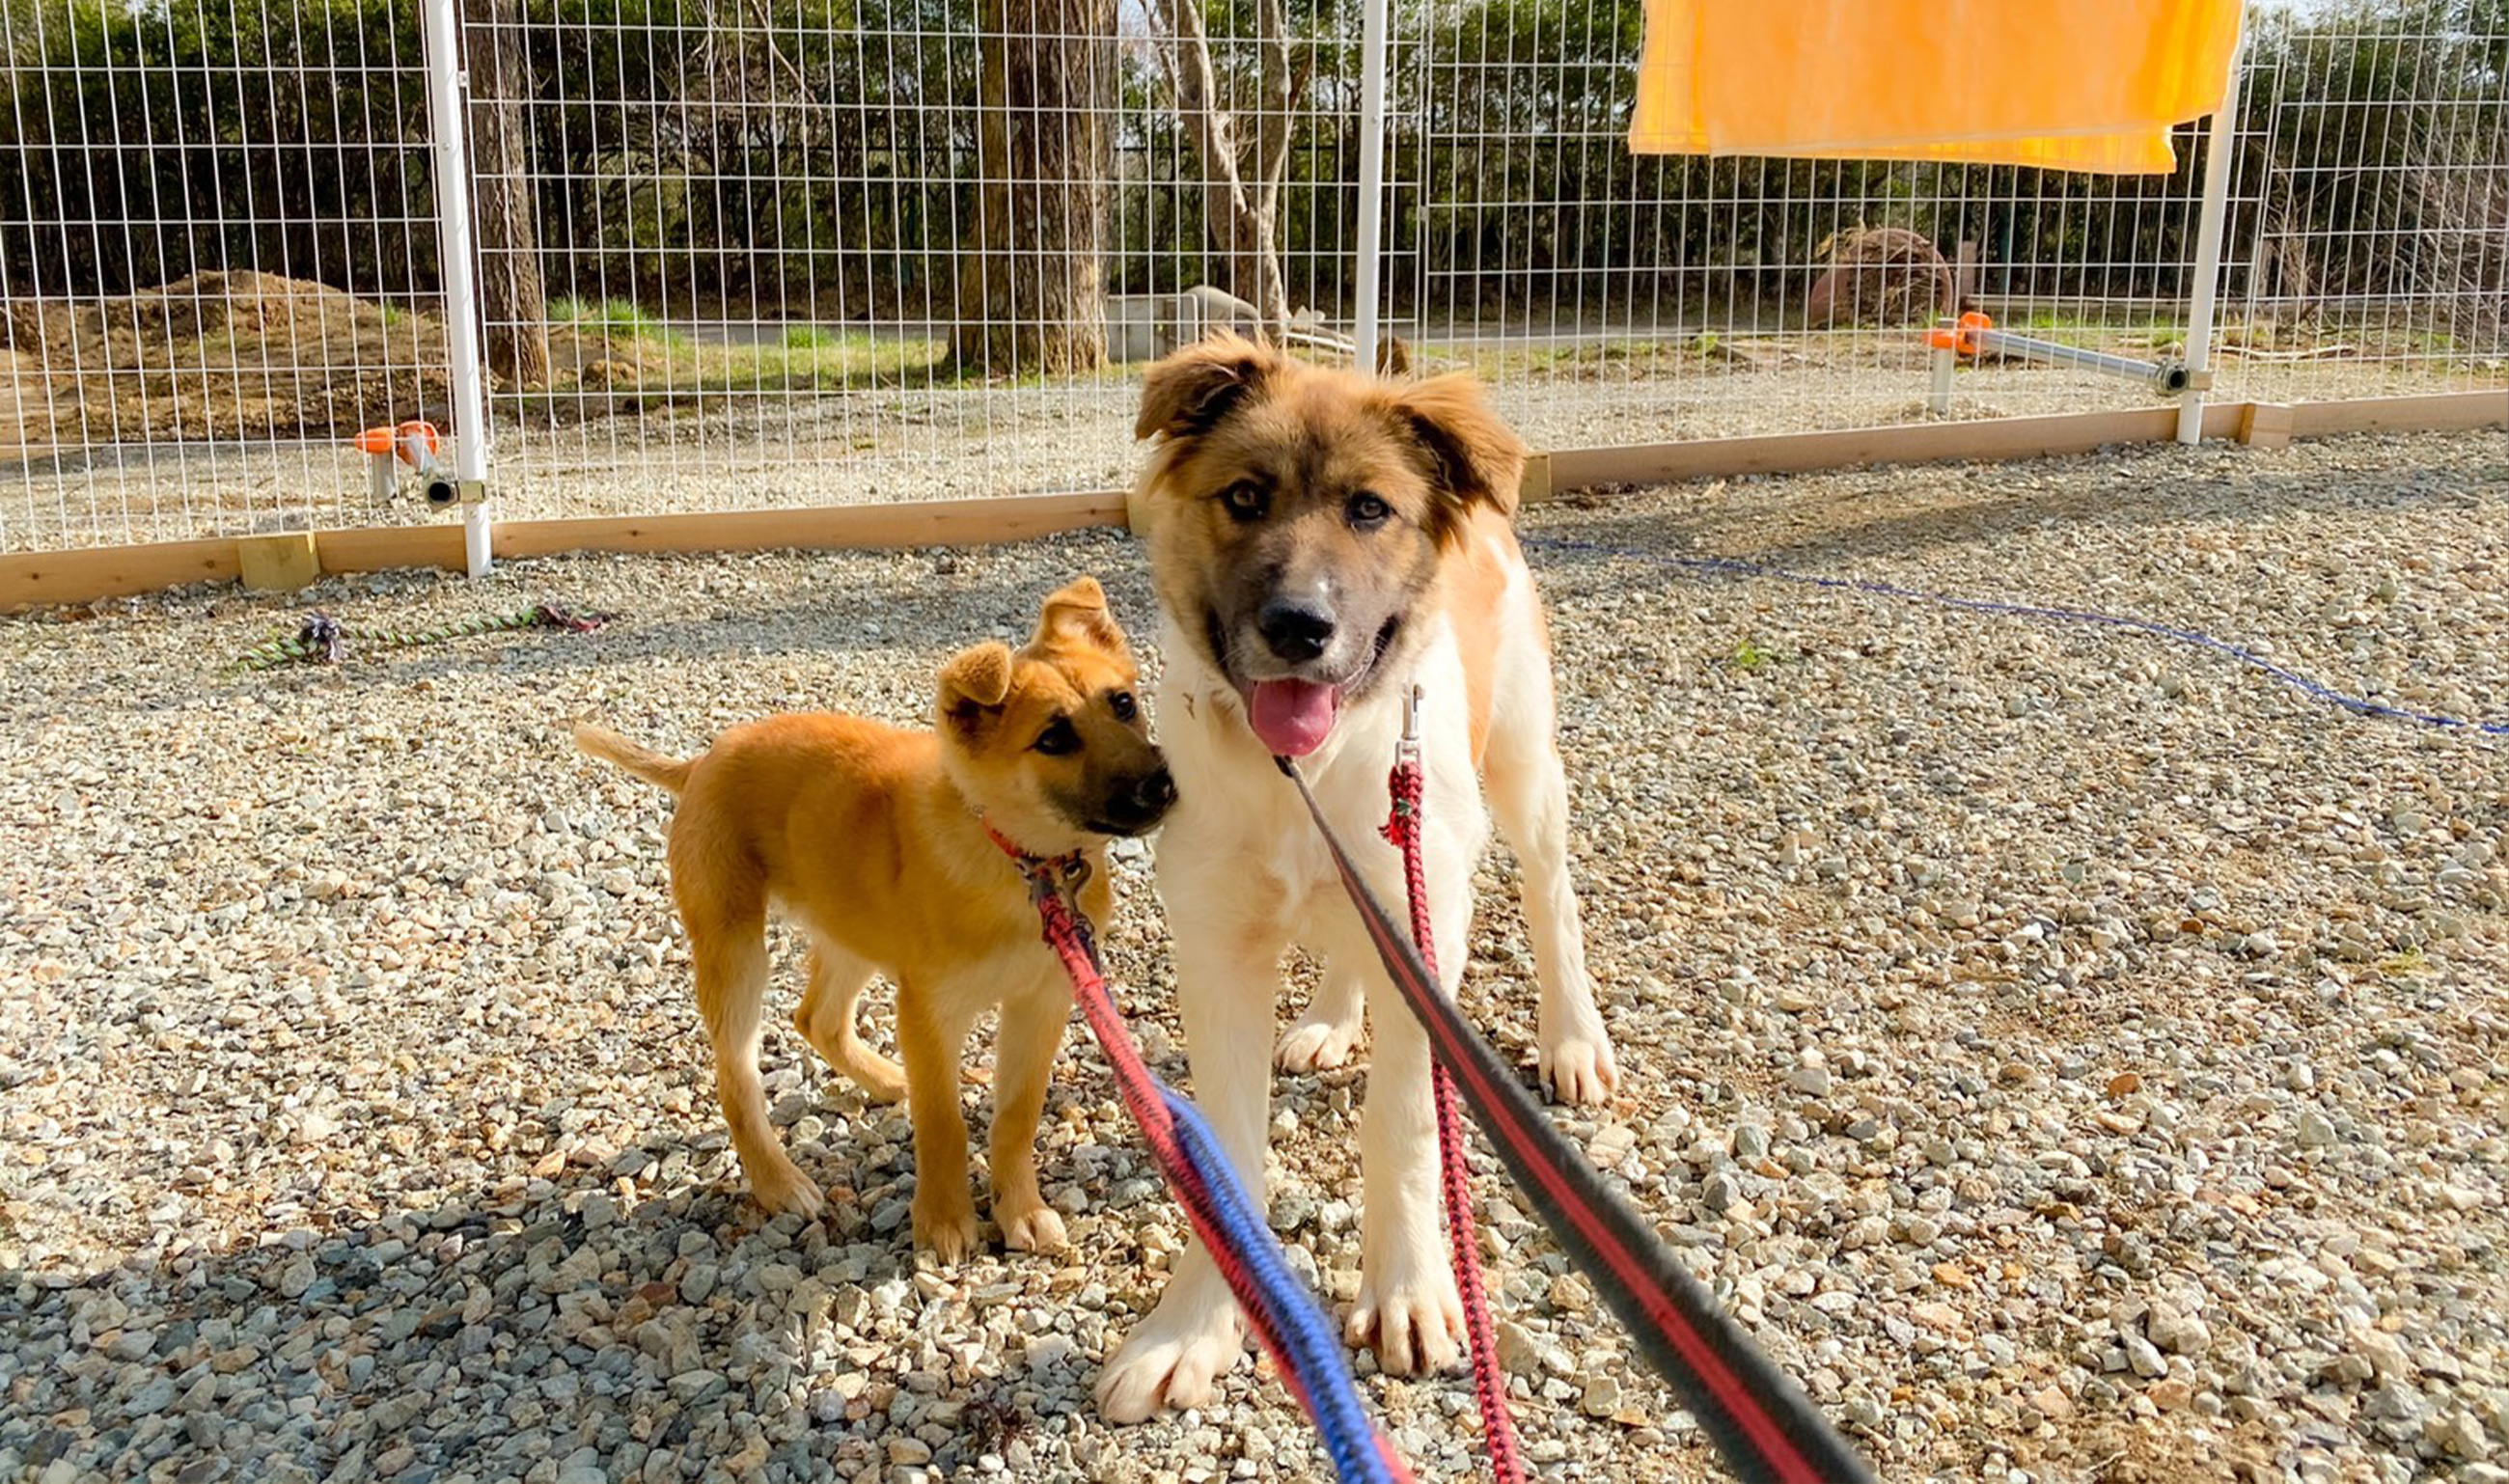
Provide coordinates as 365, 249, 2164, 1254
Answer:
1097, 336, 1619, 1420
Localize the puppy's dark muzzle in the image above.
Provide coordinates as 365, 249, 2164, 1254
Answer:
1089, 764, 1177, 837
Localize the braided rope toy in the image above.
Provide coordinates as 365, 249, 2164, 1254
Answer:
233, 603, 617, 672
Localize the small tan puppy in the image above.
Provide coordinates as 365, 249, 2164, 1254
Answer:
573, 577, 1173, 1259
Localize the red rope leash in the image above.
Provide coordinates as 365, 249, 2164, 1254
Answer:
1274, 746, 1877, 1484
1380, 734, 1525, 1484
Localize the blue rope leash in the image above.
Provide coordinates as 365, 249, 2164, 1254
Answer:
1161, 1090, 1401, 1484
1007, 842, 1406, 1484
1524, 536, 2508, 738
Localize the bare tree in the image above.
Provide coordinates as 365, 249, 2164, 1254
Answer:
1144, 0, 1313, 340
464, 0, 550, 389
952, 0, 1117, 375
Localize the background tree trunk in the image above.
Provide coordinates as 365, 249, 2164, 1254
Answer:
952, 0, 1115, 375
1151, 0, 1301, 341
464, 0, 550, 389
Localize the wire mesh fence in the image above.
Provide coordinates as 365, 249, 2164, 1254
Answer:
463, 0, 1390, 524
2216, 3, 2509, 403
1409, 0, 2504, 444
0, 0, 456, 554
1, 0, 2501, 556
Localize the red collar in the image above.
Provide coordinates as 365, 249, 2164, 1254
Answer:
982, 820, 1072, 867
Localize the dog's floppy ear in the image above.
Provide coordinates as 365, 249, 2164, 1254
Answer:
937, 642, 1015, 737
1392, 372, 1529, 533
1136, 332, 1275, 442
1034, 576, 1125, 653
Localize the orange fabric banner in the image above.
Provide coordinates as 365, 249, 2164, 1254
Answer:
1629, 0, 2244, 174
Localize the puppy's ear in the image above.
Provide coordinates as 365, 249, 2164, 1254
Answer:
1034, 576, 1126, 653
1136, 332, 1275, 442
1392, 372, 1528, 535
936, 642, 1015, 737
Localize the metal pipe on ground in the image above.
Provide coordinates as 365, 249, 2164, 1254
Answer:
1971, 329, 2192, 395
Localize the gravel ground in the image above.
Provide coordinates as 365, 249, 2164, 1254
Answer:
6, 352, 2488, 551
3, 426, 2505, 1484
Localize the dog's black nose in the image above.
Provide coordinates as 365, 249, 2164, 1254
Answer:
1257, 598, 1336, 663
1130, 767, 1176, 818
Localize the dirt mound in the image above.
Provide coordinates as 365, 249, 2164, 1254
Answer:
2, 273, 454, 451
6, 272, 415, 371
1, 273, 661, 456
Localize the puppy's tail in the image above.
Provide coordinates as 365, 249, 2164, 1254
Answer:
571, 721, 694, 795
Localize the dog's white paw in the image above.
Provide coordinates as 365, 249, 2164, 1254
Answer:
1095, 1302, 1246, 1422
1539, 1032, 1621, 1107
999, 1203, 1068, 1254
746, 1162, 826, 1222
1275, 1014, 1362, 1073
1344, 1266, 1464, 1377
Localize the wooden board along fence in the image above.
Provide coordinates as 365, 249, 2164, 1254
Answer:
3, 392, 2500, 612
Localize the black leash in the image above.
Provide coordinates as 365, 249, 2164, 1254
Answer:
1279, 755, 1876, 1483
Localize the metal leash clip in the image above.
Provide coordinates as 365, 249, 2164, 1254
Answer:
1023, 850, 1099, 964
1385, 681, 1424, 822
1385, 684, 1425, 838
1034, 851, 1091, 915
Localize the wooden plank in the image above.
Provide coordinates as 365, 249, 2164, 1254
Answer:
314, 524, 469, 575
1124, 481, 1159, 539
1518, 452, 1554, 506
1533, 399, 2395, 496
237, 532, 321, 591
490, 490, 1130, 559
6, 391, 2494, 610
0, 537, 239, 611
2240, 402, 2296, 451
1538, 407, 2188, 494
2287, 390, 2505, 438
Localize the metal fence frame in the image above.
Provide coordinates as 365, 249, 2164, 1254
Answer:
1, 0, 2502, 573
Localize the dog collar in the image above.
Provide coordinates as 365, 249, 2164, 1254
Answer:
981, 819, 1062, 866
983, 820, 1096, 938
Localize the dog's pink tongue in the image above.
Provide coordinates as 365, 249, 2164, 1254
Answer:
1248, 679, 1338, 757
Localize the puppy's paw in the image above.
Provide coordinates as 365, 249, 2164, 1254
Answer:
913, 1194, 981, 1264
849, 1056, 908, 1106
746, 1162, 827, 1222
1095, 1305, 1247, 1423
1539, 1032, 1621, 1107
1345, 1267, 1465, 1377
999, 1202, 1068, 1254
1275, 1014, 1362, 1074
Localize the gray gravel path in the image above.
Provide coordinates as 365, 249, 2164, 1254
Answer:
3, 427, 2504, 1483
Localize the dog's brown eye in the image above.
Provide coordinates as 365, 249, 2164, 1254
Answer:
1033, 717, 1081, 756
1222, 482, 1268, 521
1347, 492, 1391, 529
1108, 691, 1138, 722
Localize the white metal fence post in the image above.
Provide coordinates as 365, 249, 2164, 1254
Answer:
422, 0, 495, 576
2178, 23, 2247, 446
1352, 0, 1391, 375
